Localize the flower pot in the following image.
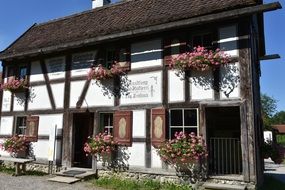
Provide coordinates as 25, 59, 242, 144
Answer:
10, 150, 27, 158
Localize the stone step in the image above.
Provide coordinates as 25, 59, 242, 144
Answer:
55, 169, 97, 179
203, 182, 246, 190
47, 176, 81, 184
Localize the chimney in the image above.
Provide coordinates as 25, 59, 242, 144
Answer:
92, 0, 111, 9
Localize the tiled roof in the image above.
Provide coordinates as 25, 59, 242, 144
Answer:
0, 0, 258, 59
272, 125, 285, 134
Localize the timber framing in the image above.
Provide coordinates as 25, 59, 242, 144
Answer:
40, 59, 56, 110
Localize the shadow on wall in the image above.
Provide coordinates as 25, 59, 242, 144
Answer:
102, 146, 130, 172
14, 88, 36, 106
188, 63, 240, 98
90, 75, 131, 99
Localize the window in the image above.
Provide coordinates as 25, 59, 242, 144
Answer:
16, 116, 27, 135
100, 113, 113, 135
105, 50, 116, 69
104, 48, 128, 69
192, 33, 213, 49
169, 109, 199, 139
7, 65, 27, 80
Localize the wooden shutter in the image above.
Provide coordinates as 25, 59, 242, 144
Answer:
25, 116, 39, 142
113, 111, 133, 147
151, 108, 167, 147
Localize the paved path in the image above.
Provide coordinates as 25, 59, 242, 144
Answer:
264, 159, 285, 183
0, 173, 105, 190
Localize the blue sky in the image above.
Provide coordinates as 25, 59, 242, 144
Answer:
0, 0, 284, 111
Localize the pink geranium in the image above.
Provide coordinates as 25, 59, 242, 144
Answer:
87, 63, 124, 81
169, 46, 230, 72
157, 132, 208, 166
0, 78, 28, 92
84, 132, 117, 158
0, 135, 30, 154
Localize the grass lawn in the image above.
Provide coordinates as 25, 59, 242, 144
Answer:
259, 175, 285, 190
90, 176, 192, 190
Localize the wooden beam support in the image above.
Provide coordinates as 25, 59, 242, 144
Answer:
76, 80, 91, 108
40, 59, 56, 110
259, 54, 281, 61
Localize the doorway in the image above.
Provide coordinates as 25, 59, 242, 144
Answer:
206, 106, 242, 175
73, 113, 94, 168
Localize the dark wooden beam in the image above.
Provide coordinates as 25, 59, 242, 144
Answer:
25, 61, 31, 111
62, 54, 72, 167
40, 59, 56, 110
259, 54, 281, 61
145, 109, 151, 168
76, 80, 91, 108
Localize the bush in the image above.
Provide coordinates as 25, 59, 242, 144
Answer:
263, 141, 285, 164
157, 132, 207, 166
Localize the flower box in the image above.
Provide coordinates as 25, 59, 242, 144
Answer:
0, 78, 28, 93
157, 132, 207, 168
169, 46, 230, 72
84, 132, 117, 159
87, 64, 125, 81
0, 135, 30, 158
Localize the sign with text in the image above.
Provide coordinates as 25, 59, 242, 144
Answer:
120, 71, 162, 105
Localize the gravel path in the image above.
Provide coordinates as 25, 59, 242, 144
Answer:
0, 173, 105, 190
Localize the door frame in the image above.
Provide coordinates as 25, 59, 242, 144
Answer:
200, 101, 248, 180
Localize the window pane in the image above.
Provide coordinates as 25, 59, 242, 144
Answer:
184, 109, 197, 126
170, 127, 183, 139
8, 67, 15, 77
203, 34, 213, 48
119, 49, 127, 62
170, 110, 183, 126
16, 117, 26, 135
19, 67, 27, 79
100, 113, 113, 134
184, 128, 198, 136
193, 35, 202, 47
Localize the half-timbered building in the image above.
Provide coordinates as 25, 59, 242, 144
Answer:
0, 0, 282, 187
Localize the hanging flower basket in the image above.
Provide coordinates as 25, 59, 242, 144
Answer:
0, 78, 28, 93
0, 135, 30, 158
157, 132, 208, 168
84, 132, 118, 160
169, 46, 231, 72
87, 64, 125, 81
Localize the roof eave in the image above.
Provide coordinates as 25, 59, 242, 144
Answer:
0, 2, 281, 61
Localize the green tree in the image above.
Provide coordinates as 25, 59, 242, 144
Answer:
271, 111, 285, 125
261, 93, 277, 129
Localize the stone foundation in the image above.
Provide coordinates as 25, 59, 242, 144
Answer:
1, 161, 62, 174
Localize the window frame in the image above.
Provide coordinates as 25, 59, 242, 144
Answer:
169, 108, 199, 139
191, 32, 214, 50
6, 64, 28, 81
99, 112, 114, 135
15, 116, 27, 136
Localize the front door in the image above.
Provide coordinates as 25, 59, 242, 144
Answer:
73, 113, 94, 168
206, 107, 242, 175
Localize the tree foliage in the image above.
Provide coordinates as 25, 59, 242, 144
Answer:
271, 111, 285, 125
261, 93, 277, 129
